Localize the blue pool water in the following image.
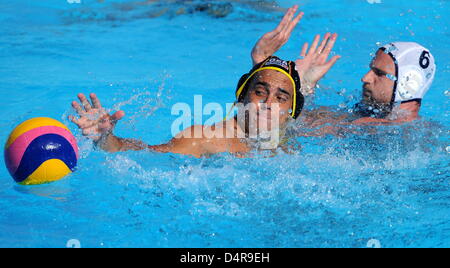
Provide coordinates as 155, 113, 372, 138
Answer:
0, 0, 449, 248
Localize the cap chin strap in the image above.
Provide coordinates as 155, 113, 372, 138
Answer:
400, 98, 422, 105
380, 47, 400, 109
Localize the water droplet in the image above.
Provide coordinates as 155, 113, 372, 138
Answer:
446, 146, 450, 153
445, 90, 450, 97
67, 239, 81, 248
367, 239, 382, 248
338, 88, 347, 96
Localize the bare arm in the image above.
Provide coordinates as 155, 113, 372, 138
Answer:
70, 93, 209, 157
251, 5, 304, 65
298, 108, 408, 137
295, 33, 341, 95
97, 134, 207, 157
250, 6, 340, 97
351, 116, 417, 126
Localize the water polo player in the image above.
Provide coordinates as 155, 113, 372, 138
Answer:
351, 42, 436, 124
69, 55, 305, 157
251, 6, 436, 127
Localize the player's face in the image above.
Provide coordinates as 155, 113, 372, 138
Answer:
361, 50, 396, 105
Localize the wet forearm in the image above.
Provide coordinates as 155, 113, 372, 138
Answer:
96, 134, 148, 153
94, 133, 204, 156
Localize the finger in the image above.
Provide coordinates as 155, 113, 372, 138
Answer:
321, 33, 338, 58
90, 93, 102, 109
68, 115, 81, 126
325, 55, 341, 69
82, 126, 99, 137
318, 34, 338, 64
308, 34, 321, 56
79, 119, 102, 130
70, 114, 96, 128
69, 115, 99, 131
111, 110, 125, 122
317, 33, 331, 54
274, 6, 295, 33
273, 9, 291, 33
300, 42, 309, 57
285, 11, 304, 37
71, 101, 84, 115
78, 93, 93, 112
280, 6, 298, 33
96, 111, 124, 129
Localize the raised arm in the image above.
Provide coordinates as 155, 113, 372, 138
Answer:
250, 7, 340, 97
295, 33, 341, 95
251, 5, 304, 65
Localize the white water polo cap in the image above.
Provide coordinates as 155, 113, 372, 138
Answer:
380, 42, 436, 103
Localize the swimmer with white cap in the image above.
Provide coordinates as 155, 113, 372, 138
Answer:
352, 42, 436, 124
251, 7, 436, 127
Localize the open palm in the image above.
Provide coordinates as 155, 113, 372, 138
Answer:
69, 93, 125, 142
295, 33, 341, 95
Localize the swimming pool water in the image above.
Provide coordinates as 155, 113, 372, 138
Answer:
0, 0, 449, 248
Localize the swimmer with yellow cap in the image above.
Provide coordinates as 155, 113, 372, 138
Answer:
69, 7, 307, 158
69, 58, 303, 157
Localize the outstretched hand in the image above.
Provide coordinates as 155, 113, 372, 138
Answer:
69, 93, 125, 142
251, 5, 304, 65
295, 33, 341, 96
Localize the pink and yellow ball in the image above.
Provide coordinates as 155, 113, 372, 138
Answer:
4, 117, 78, 185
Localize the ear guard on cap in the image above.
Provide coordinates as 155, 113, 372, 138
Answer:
380, 42, 436, 104
235, 56, 305, 119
